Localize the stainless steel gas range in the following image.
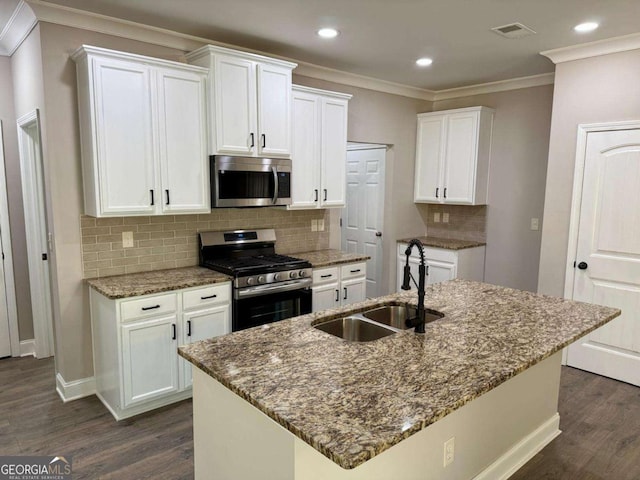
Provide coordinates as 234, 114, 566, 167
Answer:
199, 229, 312, 331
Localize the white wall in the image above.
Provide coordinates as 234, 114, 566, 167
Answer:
538, 49, 640, 297
434, 85, 554, 292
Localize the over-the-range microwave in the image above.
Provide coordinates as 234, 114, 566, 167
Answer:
210, 155, 291, 208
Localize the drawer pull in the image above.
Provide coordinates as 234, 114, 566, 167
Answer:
141, 305, 160, 311
320, 274, 333, 279
350, 269, 361, 273
200, 294, 218, 300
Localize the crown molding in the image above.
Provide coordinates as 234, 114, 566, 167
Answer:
0, 1, 37, 56
541, 32, 640, 64
433, 72, 555, 101
20, 0, 554, 102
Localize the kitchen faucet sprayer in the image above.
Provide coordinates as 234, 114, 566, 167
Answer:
401, 239, 429, 333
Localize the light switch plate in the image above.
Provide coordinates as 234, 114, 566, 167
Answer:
530, 218, 539, 231
318, 219, 325, 231
311, 220, 318, 232
122, 231, 134, 248
434, 212, 440, 223
442, 213, 450, 223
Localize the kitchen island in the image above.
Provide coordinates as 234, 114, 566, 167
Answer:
179, 280, 619, 480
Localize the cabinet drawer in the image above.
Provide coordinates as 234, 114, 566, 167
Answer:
120, 293, 178, 322
183, 283, 230, 311
312, 267, 339, 285
398, 243, 457, 264
340, 262, 366, 280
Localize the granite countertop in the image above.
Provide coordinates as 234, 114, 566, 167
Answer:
294, 249, 370, 268
179, 280, 619, 469
397, 236, 486, 250
86, 266, 232, 299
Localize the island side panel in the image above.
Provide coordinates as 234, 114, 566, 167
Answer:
192, 352, 562, 480
192, 367, 296, 480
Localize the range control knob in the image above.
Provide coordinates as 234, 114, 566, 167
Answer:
246, 277, 255, 286
257, 275, 266, 284
298, 270, 307, 278
289, 271, 298, 279
274, 273, 282, 281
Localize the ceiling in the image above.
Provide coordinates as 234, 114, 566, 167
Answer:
10, 0, 640, 90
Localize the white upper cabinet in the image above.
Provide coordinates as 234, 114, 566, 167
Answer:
414, 106, 494, 205
186, 45, 296, 158
289, 85, 351, 210
73, 45, 210, 217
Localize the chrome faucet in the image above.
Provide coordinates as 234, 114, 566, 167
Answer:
401, 239, 428, 333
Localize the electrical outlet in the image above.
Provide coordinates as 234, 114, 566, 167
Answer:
442, 212, 450, 223
434, 212, 440, 223
122, 231, 134, 248
530, 218, 540, 231
444, 437, 455, 467
311, 219, 318, 232
318, 219, 325, 231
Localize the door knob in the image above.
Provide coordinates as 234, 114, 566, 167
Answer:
577, 262, 588, 270
375, 232, 382, 237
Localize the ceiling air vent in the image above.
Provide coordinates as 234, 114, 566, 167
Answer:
491, 22, 537, 39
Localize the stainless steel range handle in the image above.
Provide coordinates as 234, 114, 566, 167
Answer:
236, 278, 312, 299
272, 166, 279, 205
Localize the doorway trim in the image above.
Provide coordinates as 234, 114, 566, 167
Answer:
0, 121, 20, 356
17, 109, 54, 358
563, 119, 640, 301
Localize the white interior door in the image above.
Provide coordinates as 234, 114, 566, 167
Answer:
567, 128, 640, 386
342, 144, 385, 298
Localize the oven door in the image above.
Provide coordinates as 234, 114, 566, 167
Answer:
233, 286, 312, 331
212, 155, 291, 207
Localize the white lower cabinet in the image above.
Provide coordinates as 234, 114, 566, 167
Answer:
311, 262, 367, 312
396, 243, 485, 292
90, 282, 231, 420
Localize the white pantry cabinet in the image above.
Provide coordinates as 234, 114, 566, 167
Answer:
311, 262, 366, 312
414, 106, 494, 205
72, 45, 209, 217
186, 45, 297, 157
90, 282, 231, 420
289, 85, 351, 209
396, 243, 485, 292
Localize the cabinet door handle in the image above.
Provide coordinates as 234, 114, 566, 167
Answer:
343, 287, 347, 300
444, 188, 447, 199
350, 269, 361, 273
320, 274, 332, 279
314, 189, 318, 202
187, 320, 192, 337
261, 134, 266, 148
200, 294, 217, 300
435, 187, 439, 198
323, 189, 328, 201
171, 323, 176, 340
165, 189, 170, 205
335, 289, 339, 302
250, 133, 255, 148
150, 189, 155, 206
141, 304, 160, 311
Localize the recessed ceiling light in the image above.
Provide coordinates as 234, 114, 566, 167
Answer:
574, 22, 599, 33
317, 28, 339, 39
416, 57, 433, 67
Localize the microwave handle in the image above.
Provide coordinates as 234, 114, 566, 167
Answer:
272, 166, 279, 204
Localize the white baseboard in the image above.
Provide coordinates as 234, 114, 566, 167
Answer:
474, 413, 561, 480
56, 373, 96, 402
19, 339, 35, 357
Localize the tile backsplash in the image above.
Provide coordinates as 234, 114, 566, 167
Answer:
418, 204, 486, 242
81, 208, 330, 278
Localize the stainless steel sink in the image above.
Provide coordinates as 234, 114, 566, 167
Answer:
361, 304, 444, 330
314, 316, 397, 342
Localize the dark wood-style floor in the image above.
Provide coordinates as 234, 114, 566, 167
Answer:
1, 357, 639, 479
